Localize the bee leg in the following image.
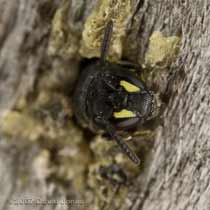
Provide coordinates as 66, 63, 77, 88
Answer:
102, 78, 117, 90
102, 132, 113, 141
117, 60, 142, 73
113, 134, 140, 165
95, 117, 140, 165
99, 163, 127, 185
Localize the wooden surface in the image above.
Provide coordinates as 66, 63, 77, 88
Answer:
0, 0, 210, 210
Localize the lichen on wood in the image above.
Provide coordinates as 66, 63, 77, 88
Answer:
48, 0, 80, 59
145, 31, 181, 69
0, 0, 210, 210
80, 0, 132, 61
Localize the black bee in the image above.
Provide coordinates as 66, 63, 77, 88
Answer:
73, 21, 156, 165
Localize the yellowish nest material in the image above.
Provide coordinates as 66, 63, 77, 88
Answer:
145, 31, 181, 69
80, 0, 132, 62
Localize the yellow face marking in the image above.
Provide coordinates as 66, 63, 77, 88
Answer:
113, 109, 136, 118
120, 80, 140, 93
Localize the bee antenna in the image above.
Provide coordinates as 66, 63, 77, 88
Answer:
100, 20, 113, 64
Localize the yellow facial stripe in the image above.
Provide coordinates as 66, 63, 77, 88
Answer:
120, 80, 140, 93
113, 109, 136, 118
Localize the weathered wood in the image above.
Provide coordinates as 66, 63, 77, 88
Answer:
0, 0, 210, 210
123, 0, 210, 210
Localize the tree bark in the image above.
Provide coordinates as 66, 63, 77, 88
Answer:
125, 1, 210, 210
0, 0, 210, 210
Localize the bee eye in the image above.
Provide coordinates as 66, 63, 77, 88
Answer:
113, 109, 136, 118
120, 80, 141, 93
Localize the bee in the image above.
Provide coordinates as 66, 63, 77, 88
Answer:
73, 20, 157, 165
